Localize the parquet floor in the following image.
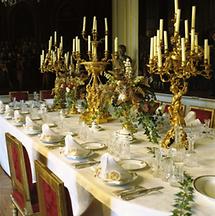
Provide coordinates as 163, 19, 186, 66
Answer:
0, 166, 13, 216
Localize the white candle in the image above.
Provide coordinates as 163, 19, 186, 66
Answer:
105, 35, 108, 51
75, 36, 78, 52
208, 45, 210, 65
184, 20, 189, 41
105, 17, 108, 32
60, 36, 63, 50
175, 9, 181, 34
40, 54, 43, 67
72, 39, 75, 52
174, 0, 178, 14
157, 30, 160, 46
70, 54, 73, 65
204, 39, 208, 61
66, 52, 69, 66
114, 37, 118, 52
153, 36, 157, 57
150, 37, 154, 61
164, 31, 168, 52
54, 31, 57, 45
82, 16, 86, 32
57, 48, 60, 60
194, 34, 198, 53
157, 45, 162, 68
181, 38, 186, 65
88, 35, 91, 51
191, 6, 196, 29
191, 29, 195, 53
49, 36, 52, 51
159, 19, 163, 41
93, 16, 97, 31
78, 39, 80, 52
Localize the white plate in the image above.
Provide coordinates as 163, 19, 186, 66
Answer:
64, 150, 93, 160
102, 173, 138, 186
31, 116, 42, 121
194, 175, 215, 201
13, 121, 24, 127
119, 159, 147, 171
24, 129, 41, 135
81, 142, 106, 150
40, 136, 63, 144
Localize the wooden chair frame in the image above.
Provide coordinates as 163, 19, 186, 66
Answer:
5, 133, 39, 216
35, 160, 68, 216
189, 106, 215, 128
9, 91, 29, 102
39, 89, 54, 100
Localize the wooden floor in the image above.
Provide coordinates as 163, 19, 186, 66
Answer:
0, 166, 13, 216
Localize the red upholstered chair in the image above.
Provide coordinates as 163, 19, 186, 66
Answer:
35, 160, 73, 216
39, 90, 54, 100
5, 133, 39, 216
9, 91, 29, 102
190, 106, 215, 128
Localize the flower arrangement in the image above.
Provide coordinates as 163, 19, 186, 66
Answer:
104, 58, 159, 143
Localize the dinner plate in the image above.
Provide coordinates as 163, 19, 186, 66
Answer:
102, 172, 138, 186
64, 150, 92, 160
81, 142, 106, 150
119, 159, 147, 171
13, 121, 24, 127
40, 136, 64, 144
24, 129, 41, 135
194, 175, 215, 201
31, 116, 42, 121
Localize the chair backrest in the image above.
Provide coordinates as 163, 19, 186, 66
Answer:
39, 90, 54, 100
35, 160, 72, 216
190, 106, 215, 127
9, 91, 29, 101
5, 132, 36, 214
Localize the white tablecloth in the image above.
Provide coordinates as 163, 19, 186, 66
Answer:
0, 113, 215, 216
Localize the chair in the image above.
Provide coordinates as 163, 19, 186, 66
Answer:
39, 90, 54, 100
190, 106, 215, 127
9, 91, 29, 102
34, 160, 73, 216
5, 132, 39, 216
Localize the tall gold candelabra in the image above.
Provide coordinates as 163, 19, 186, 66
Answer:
148, 1, 211, 149
73, 16, 119, 124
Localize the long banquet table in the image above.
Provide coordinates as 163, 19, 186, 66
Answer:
0, 112, 215, 216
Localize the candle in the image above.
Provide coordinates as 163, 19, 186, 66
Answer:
54, 31, 57, 45
105, 17, 108, 32
181, 38, 186, 65
48, 36, 52, 51
72, 39, 75, 52
93, 16, 97, 31
60, 36, 63, 50
175, 9, 181, 34
70, 54, 73, 65
174, 0, 178, 14
204, 39, 208, 61
78, 39, 80, 52
153, 36, 157, 57
105, 35, 108, 51
57, 48, 60, 60
184, 20, 189, 41
114, 37, 118, 52
159, 19, 163, 41
40, 54, 43, 67
191, 6, 196, 29
208, 45, 210, 65
75, 36, 78, 52
194, 34, 198, 53
150, 37, 154, 61
82, 16, 86, 32
157, 30, 160, 47
66, 52, 69, 66
157, 45, 162, 68
88, 35, 91, 51
191, 29, 195, 53
164, 31, 168, 52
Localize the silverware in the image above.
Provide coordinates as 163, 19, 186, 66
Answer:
121, 186, 164, 201
113, 186, 145, 196
73, 160, 99, 168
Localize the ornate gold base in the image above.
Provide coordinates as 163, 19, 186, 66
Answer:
80, 111, 112, 124
67, 105, 78, 115
161, 126, 188, 149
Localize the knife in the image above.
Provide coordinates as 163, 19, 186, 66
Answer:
73, 160, 99, 168
121, 186, 164, 201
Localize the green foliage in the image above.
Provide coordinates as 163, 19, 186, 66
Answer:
171, 173, 194, 216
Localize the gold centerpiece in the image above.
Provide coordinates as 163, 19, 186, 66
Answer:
148, 0, 211, 148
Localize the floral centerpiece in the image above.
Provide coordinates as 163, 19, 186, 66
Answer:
104, 58, 159, 143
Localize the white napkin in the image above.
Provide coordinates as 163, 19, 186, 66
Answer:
97, 153, 132, 181
41, 123, 57, 136
25, 116, 40, 131
64, 134, 89, 156
185, 111, 201, 127
0, 101, 4, 113
14, 110, 24, 123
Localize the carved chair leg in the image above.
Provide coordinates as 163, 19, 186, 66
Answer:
12, 203, 18, 216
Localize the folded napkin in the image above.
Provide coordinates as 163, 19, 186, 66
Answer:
64, 134, 89, 156
14, 110, 24, 123
25, 115, 40, 131
0, 101, 4, 113
5, 105, 13, 116
96, 153, 132, 181
40, 123, 59, 141
185, 111, 201, 127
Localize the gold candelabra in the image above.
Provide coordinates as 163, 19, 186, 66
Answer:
72, 16, 120, 124
148, 1, 211, 149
